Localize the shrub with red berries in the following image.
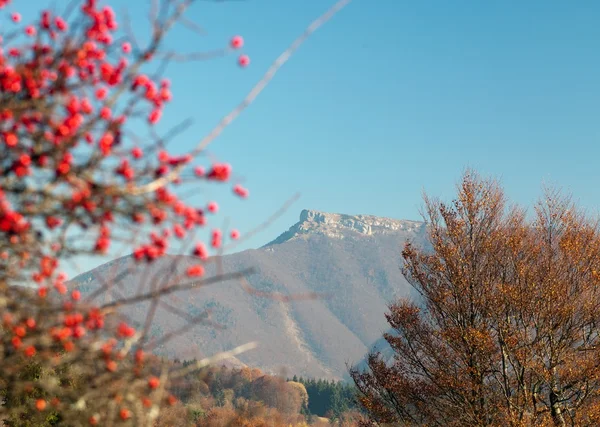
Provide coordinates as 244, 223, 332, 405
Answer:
0, 0, 254, 424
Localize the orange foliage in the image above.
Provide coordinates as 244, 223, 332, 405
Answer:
352, 170, 600, 426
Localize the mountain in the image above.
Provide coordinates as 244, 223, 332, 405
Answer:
72, 209, 427, 380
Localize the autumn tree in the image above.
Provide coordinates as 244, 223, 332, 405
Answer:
350, 171, 600, 427
249, 375, 304, 416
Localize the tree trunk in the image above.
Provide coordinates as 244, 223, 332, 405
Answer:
549, 390, 566, 427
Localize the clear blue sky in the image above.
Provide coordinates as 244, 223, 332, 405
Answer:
21, 0, 600, 274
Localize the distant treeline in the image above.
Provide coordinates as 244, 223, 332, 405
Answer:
162, 360, 361, 426
289, 375, 359, 419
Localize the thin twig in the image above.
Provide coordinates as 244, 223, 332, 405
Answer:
100, 268, 254, 311
170, 341, 258, 379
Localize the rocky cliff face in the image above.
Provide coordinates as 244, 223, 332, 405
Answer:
266, 209, 425, 245
73, 210, 428, 380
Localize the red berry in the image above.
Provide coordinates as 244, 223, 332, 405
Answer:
193, 243, 208, 260
46, 216, 62, 229
207, 201, 218, 213
55, 16, 67, 31
131, 147, 143, 159
122, 42, 131, 54
14, 325, 26, 337
11, 336, 21, 349
119, 408, 131, 420
11, 13, 20, 23
81, 98, 93, 114
208, 163, 232, 181
148, 376, 160, 389
186, 265, 205, 277
194, 166, 205, 177
211, 229, 222, 248
230, 35, 244, 49
55, 282, 67, 294
230, 229, 240, 240
238, 54, 250, 68
148, 109, 162, 124
157, 150, 169, 162
73, 325, 86, 338
117, 322, 135, 338
173, 224, 185, 238
4, 132, 18, 147
36, 399, 46, 411
233, 184, 249, 198
100, 106, 112, 120
95, 87, 107, 100
24, 345, 36, 357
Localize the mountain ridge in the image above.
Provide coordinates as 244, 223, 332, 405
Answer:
73, 210, 426, 379
265, 209, 425, 246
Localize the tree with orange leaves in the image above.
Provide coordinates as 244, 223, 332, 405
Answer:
351, 171, 600, 426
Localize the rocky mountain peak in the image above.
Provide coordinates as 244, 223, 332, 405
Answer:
265, 209, 424, 246
73, 208, 428, 379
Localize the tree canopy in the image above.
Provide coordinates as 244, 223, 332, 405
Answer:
351, 171, 600, 427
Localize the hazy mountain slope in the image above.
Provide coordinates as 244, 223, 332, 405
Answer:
72, 209, 427, 379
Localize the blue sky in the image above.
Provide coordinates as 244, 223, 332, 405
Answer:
161, 0, 600, 250
19, 0, 600, 273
